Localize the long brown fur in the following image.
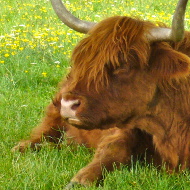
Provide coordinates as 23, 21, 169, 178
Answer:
70, 16, 190, 92
70, 16, 154, 91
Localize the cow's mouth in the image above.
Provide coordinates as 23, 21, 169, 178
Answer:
67, 118, 83, 126
65, 117, 99, 130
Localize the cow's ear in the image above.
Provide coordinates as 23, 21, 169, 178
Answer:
149, 43, 190, 80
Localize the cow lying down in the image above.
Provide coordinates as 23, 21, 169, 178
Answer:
12, 98, 158, 187
13, 0, 190, 188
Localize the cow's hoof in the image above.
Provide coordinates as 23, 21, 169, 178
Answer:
11, 142, 29, 153
64, 182, 82, 189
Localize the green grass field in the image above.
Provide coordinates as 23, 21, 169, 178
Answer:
1, 0, 190, 189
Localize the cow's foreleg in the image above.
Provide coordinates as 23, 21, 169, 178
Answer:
66, 129, 135, 187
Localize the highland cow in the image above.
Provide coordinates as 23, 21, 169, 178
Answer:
13, 0, 190, 188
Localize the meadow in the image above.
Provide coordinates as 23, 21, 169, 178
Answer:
1, 0, 190, 189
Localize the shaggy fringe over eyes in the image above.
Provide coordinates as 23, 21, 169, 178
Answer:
70, 16, 155, 91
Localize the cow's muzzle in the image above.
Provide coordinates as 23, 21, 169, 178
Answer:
60, 98, 82, 125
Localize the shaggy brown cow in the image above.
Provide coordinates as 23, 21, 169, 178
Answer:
13, 0, 190, 188
54, 0, 190, 172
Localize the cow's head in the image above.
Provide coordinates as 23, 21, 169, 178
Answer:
51, 0, 190, 129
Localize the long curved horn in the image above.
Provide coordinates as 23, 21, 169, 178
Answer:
50, 0, 96, 33
149, 0, 188, 42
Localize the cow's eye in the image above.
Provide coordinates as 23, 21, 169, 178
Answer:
113, 66, 136, 82
113, 68, 128, 75
113, 63, 132, 75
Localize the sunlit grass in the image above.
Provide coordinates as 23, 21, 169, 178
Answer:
1, 0, 190, 68
1, 0, 190, 189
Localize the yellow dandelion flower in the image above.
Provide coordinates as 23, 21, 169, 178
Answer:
4, 53, 10, 57
42, 72, 47, 77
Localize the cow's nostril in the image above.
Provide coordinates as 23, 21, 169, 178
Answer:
71, 100, 81, 111
60, 98, 81, 120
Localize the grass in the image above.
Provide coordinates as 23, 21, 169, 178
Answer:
1, 0, 190, 189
